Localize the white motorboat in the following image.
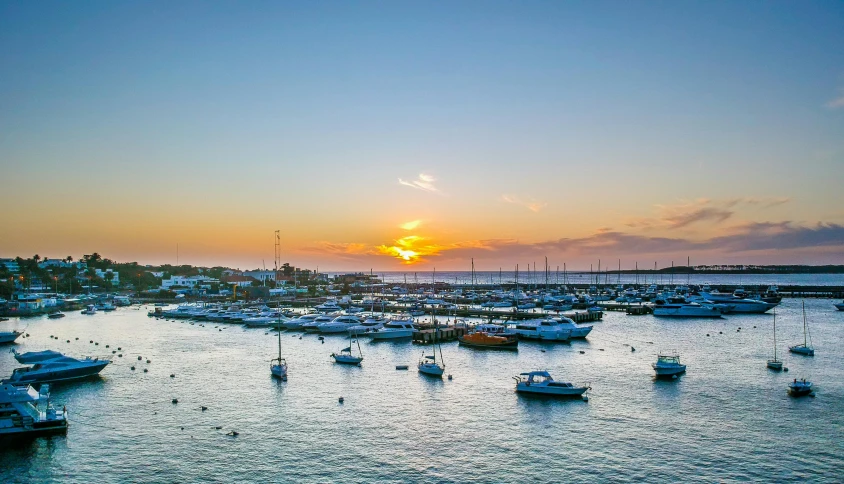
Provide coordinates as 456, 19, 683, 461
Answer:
550, 317, 593, 338
80, 304, 97, 315
788, 378, 813, 396
370, 319, 416, 340
0, 330, 23, 344
789, 301, 814, 356
331, 331, 363, 365
319, 315, 362, 333
314, 301, 343, 312
512, 319, 572, 342
698, 292, 777, 313
653, 301, 722, 318
302, 315, 335, 332
0, 383, 67, 438
652, 353, 687, 377
283, 313, 319, 330
348, 316, 387, 335
4, 355, 110, 384
243, 312, 290, 328
270, 326, 287, 380
514, 371, 588, 397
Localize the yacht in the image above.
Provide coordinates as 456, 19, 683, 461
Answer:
788, 378, 813, 397
314, 301, 342, 312
348, 316, 387, 335
80, 305, 97, 315
302, 314, 335, 332
652, 353, 687, 377
0, 383, 67, 438
652, 301, 722, 318
0, 330, 23, 344
283, 313, 319, 330
698, 292, 777, 313
513, 371, 589, 397
512, 319, 572, 342
550, 317, 593, 338
318, 315, 362, 334
243, 312, 289, 328
4, 355, 110, 384
96, 302, 116, 312
370, 319, 416, 340
48, 312, 66, 319
458, 328, 518, 350
834, 301, 844, 311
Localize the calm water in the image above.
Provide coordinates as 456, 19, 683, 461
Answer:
1, 299, 843, 483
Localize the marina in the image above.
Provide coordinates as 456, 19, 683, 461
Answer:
0, 296, 841, 481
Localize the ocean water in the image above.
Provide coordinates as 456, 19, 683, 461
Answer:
1, 299, 843, 483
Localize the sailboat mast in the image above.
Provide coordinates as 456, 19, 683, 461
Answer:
803, 300, 807, 346
773, 307, 777, 360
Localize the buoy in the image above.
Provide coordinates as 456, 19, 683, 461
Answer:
540, 349, 546, 353
147, 359, 151, 363
118, 347, 122, 350
67, 340, 70, 343
719, 331, 723, 334
338, 397, 344, 403
706, 334, 710, 337
672, 375, 678, 379
143, 369, 148, 373
118, 354, 122, 357
130, 366, 135, 370
447, 375, 453, 380
579, 350, 585, 354
170, 374, 175, 378
219, 329, 222, 331
321, 341, 324, 344
90, 340, 93, 343
215, 426, 222, 430
784, 367, 789, 372
112, 350, 116, 354
105, 344, 108, 347
138, 356, 142, 360
172, 398, 178, 404
299, 336, 302, 340
753, 326, 756, 328
227, 431, 239, 437
599, 349, 605, 351
76, 338, 79, 340
631, 347, 636, 352
180, 427, 184, 430
201, 406, 208, 411
95, 342, 99, 345
396, 365, 409, 370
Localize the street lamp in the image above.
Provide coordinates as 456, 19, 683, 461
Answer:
53, 276, 58, 295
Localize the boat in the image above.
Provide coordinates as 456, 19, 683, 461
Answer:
652, 300, 722, 318
513, 371, 589, 397
302, 314, 335, 332
550, 317, 592, 338
96, 302, 116, 312
370, 319, 416, 340
652, 352, 687, 377
47, 312, 65, 319
348, 316, 387, 335
767, 308, 783, 371
698, 292, 777, 313
511, 319, 572, 342
270, 323, 287, 380
80, 305, 97, 315
834, 301, 844, 311
318, 315, 362, 334
283, 313, 319, 330
789, 301, 814, 356
418, 305, 445, 377
331, 331, 363, 365
243, 312, 289, 328
314, 300, 342, 312
788, 378, 813, 397
3, 355, 110, 384
458, 324, 518, 350
0, 330, 23, 344
0, 383, 67, 439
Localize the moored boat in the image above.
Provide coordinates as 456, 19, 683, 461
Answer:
513, 371, 589, 397
3, 355, 110, 384
0, 330, 23, 344
788, 378, 813, 397
458, 328, 518, 350
652, 353, 687, 377
0, 383, 67, 439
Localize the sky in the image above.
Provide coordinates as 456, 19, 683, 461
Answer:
1, 1, 843, 271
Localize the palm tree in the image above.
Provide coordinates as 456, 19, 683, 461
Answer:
104, 271, 115, 292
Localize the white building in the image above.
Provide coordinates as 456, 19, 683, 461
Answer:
95, 269, 119, 285
244, 270, 276, 284
161, 275, 218, 290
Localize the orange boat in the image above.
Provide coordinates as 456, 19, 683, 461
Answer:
458, 331, 518, 350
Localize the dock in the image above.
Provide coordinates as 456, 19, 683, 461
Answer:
413, 326, 466, 344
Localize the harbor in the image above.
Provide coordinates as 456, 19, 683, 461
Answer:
1, 296, 842, 481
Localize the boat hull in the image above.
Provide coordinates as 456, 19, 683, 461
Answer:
332, 355, 363, 365
418, 363, 444, 377
6, 362, 109, 384
0, 332, 22, 344
789, 345, 814, 356
653, 365, 686, 377
767, 360, 783, 371
458, 336, 518, 350
370, 330, 413, 340
515, 383, 587, 397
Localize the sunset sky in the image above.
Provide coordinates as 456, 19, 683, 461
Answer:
2, 1, 843, 271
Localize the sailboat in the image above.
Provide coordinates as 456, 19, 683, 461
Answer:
270, 327, 288, 380
331, 331, 363, 365
789, 301, 814, 356
767, 308, 783, 371
418, 302, 445, 377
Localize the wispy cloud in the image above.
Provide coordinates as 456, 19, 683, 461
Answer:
399, 220, 422, 230
398, 173, 439, 193
629, 197, 792, 230
501, 194, 547, 213
827, 86, 844, 109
